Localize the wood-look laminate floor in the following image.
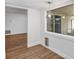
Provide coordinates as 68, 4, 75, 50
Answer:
6, 44, 64, 59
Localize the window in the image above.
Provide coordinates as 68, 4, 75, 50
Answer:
47, 15, 61, 33
46, 4, 74, 36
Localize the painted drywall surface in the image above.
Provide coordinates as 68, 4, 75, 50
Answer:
43, 33, 74, 59
40, 11, 74, 59
5, 4, 74, 59
5, 5, 43, 48
27, 8, 42, 47
5, 7, 28, 35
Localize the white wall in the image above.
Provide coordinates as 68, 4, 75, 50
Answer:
5, 7, 28, 35
5, 5, 74, 59
42, 33, 74, 59
5, 5, 42, 48
27, 8, 42, 47
40, 11, 74, 59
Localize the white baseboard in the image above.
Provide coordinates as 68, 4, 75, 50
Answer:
27, 43, 73, 59
42, 44, 73, 59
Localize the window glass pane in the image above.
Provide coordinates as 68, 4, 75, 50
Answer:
47, 4, 74, 36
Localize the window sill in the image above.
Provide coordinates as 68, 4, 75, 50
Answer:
45, 31, 74, 41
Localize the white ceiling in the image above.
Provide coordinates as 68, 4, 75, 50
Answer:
6, 0, 74, 10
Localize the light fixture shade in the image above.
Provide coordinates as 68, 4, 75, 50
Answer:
48, 14, 51, 18
47, 1, 52, 18
62, 16, 65, 19
47, 10, 51, 18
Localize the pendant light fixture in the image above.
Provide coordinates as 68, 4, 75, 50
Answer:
47, 1, 52, 18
